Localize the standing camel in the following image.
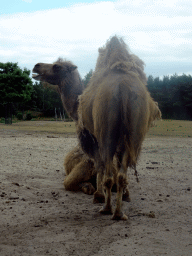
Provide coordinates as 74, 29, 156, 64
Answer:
77, 36, 162, 220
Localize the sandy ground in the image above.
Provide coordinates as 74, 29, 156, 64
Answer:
0, 127, 192, 256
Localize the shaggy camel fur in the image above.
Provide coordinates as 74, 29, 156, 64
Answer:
32, 58, 84, 122
32, 58, 131, 200
64, 145, 96, 195
32, 59, 90, 193
32, 59, 92, 194
77, 36, 162, 220
64, 145, 131, 201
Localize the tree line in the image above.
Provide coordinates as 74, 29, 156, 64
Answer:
0, 62, 65, 119
147, 74, 192, 120
0, 62, 192, 120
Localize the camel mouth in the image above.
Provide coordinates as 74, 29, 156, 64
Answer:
32, 73, 42, 81
32, 73, 39, 78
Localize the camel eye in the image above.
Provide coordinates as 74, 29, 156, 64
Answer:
68, 65, 77, 72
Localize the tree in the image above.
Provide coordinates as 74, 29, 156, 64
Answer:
27, 81, 65, 117
0, 62, 33, 104
147, 73, 192, 120
83, 69, 93, 87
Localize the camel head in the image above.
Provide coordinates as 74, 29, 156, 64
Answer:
149, 101, 162, 127
32, 60, 77, 85
32, 58, 83, 122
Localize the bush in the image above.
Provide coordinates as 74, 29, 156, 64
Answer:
0, 117, 5, 123
16, 112, 23, 120
26, 112, 33, 120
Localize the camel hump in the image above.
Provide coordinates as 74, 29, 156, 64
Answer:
110, 61, 133, 72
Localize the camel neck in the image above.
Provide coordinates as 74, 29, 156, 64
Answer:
59, 72, 84, 122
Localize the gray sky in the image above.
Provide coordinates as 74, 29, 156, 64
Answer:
1, 0, 192, 79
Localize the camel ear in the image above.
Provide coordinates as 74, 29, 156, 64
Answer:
53, 64, 62, 73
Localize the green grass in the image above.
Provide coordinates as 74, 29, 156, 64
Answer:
148, 119, 192, 137
0, 119, 192, 137
0, 120, 76, 134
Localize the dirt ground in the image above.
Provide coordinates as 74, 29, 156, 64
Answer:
0, 123, 191, 256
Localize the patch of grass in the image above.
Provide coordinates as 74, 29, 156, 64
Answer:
0, 121, 76, 134
1, 119, 192, 137
148, 119, 192, 137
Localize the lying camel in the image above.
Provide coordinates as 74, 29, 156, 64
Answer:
64, 145, 96, 195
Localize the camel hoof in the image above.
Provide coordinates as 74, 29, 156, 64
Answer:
93, 191, 105, 204
112, 212, 128, 221
81, 183, 95, 195
122, 193, 131, 202
99, 205, 113, 215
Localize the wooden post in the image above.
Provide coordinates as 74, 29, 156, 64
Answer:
5, 103, 12, 125
55, 107, 57, 121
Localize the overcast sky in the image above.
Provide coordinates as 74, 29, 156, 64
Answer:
1, 0, 192, 80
